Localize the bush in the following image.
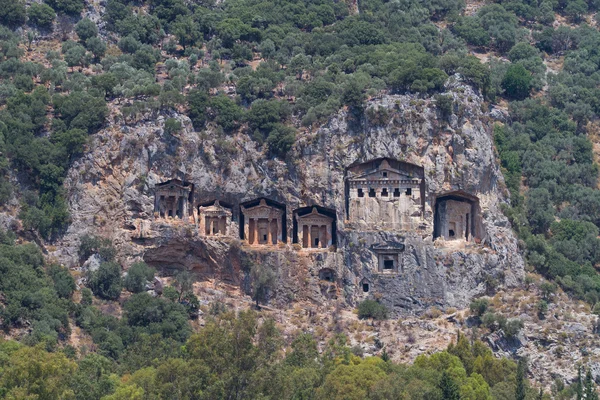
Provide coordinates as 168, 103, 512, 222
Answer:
502, 64, 532, 100
357, 300, 389, 320
27, 3, 55, 29
49, 264, 76, 299
469, 298, 489, 317
504, 318, 524, 338
0, 0, 26, 28
124, 262, 155, 293
88, 262, 123, 300
45, 0, 85, 15
75, 18, 98, 42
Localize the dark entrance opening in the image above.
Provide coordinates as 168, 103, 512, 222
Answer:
363, 283, 370, 292
368, 188, 376, 197
384, 260, 394, 270
358, 188, 364, 198
319, 268, 335, 282
405, 188, 412, 196
393, 188, 400, 197
381, 188, 389, 197
449, 230, 455, 237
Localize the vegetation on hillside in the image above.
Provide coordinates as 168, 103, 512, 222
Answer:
1, 0, 600, 392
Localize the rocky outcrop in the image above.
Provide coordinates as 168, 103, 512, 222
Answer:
54, 76, 524, 314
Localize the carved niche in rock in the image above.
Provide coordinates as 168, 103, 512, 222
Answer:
198, 200, 232, 236
240, 198, 286, 245
154, 179, 193, 220
433, 191, 482, 242
345, 158, 425, 230
293, 206, 336, 250
372, 242, 405, 273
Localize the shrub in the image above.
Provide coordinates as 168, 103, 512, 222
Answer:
502, 64, 532, 100
27, 3, 55, 29
357, 300, 389, 320
49, 264, 76, 299
0, 0, 26, 28
124, 262, 155, 293
469, 298, 489, 317
88, 262, 123, 300
75, 18, 98, 42
504, 318, 524, 338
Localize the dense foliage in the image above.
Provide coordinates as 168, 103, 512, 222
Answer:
0, 310, 554, 399
2, 0, 600, 393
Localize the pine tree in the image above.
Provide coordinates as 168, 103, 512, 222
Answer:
516, 357, 528, 400
577, 365, 584, 400
584, 368, 599, 400
440, 371, 460, 400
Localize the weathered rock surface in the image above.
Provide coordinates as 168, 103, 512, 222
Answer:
54, 76, 524, 314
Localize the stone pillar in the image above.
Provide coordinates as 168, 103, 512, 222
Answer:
244, 217, 249, 243
267, 218, 273, 244
307, 225, 312, 249
276, 217, 281, 244
326, 224, 332, 247
298, 222, 303, 247
199, 212, 205, 234
182, 196, 188, 221
253, 218, 258, 245
209, 218, 214, 236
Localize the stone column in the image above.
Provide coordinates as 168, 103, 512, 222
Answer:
209, 218, 214, 236
267, 218, 273, 244
253, 218, 259, 245
276, 217, 281, 244
307, 225, 312, 249
182, 196, 188, 221
244, 217, 249, 243
326, 224, 332, 247
298, 222, 303, 247
199, 211, 205, 234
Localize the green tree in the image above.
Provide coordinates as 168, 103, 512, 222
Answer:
124, 262, 155, 293
0, 0, 25, 28
49, 264, 76, 298
88, 262, 123, 300
357, 300, 389, 320
515, 357, 527, 400
440, 371, 461, 400
27, 3, 55, 29
502, 64, 532, 100
584, 368, 599, 400
250, 262, 276, 308
75, 18, 98, 42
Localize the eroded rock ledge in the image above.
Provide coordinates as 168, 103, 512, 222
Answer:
56, 77, 524, 314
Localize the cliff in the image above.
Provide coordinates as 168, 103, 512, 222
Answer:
54, 76, 524, 314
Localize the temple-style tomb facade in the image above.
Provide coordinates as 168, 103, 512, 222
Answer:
294, 206, 335, 249
198, 200, 232, 236
240, 198, 285, 245
154, 180, 193, 220
345, 158, 425, 230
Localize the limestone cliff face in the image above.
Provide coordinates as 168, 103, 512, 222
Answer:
55, 76, 524, 314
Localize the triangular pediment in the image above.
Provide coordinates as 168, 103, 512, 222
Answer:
353, 168, 414, 181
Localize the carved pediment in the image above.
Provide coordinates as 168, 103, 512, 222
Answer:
371, 242, 405, 253
296, 207, 334, 224
241, 199, 284, 219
